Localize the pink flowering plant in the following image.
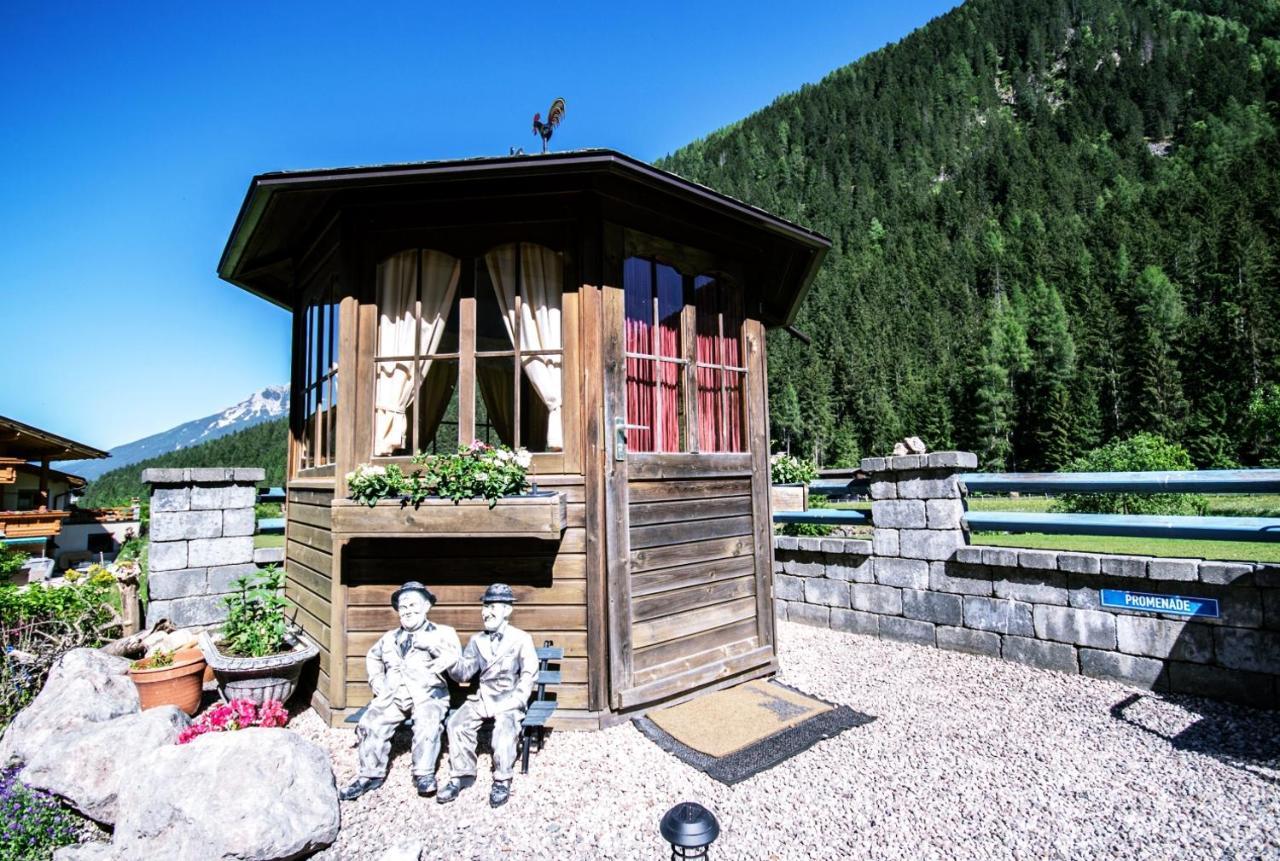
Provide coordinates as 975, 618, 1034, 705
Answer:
346, 442, 532, 508
176, 698, 289, 745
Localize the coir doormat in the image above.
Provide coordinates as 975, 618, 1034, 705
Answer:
633, 679, 874, 785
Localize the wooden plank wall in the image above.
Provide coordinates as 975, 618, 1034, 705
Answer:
340, 477, 591, 721
284, 484, 335, 710
626, 476, 762, 688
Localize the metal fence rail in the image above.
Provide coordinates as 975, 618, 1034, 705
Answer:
964, 511, 1280, 542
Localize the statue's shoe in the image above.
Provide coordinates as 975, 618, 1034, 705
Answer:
489, 780, 512, 808
436, 775, 475, 804
414, 775, 437, 797
338, 777, 384, 801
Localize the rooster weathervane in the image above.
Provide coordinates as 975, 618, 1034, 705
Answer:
532, 98, 566, 153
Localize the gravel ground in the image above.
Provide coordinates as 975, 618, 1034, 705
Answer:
296, 620, 1280, 860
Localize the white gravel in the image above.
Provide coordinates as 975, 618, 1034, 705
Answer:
296, 620, 1280, 860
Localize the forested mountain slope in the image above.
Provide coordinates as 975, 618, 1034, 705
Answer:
659, 0, 1280, 470
80, 417, 287, 506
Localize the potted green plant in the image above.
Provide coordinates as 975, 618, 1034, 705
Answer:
128, 646, 207, 716
198, 566, 318, 705
770, 452, 818, 512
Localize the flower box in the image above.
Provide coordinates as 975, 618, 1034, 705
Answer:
330, 492, 567, 540
770, 484, 809, 513
0, 510, 69, 539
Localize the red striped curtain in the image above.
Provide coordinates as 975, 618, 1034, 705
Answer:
695, 275, 745, 452
656, 265, 683, 452
624, 258, 654, 452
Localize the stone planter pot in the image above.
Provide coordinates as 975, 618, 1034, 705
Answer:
129, 647, 207, 716
770, 483, 809, 513
199, 629, 319, 705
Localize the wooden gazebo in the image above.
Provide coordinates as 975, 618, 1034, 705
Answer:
219, 150, 829, 728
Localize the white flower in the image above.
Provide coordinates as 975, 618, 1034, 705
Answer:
475, 472, 489, 482
496, 449, 513, 462
515, 449, 533, 469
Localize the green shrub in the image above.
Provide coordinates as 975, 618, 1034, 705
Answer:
1051, 433, 1208, 516
0, 546, 27, 582
220, 566, 289, 658
779, 494, 834, 537
770, 453, 818, 485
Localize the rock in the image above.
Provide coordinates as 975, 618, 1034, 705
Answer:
892, 441, 909, 456
53, 842, 117, 861
903, 436, 928, 454
20, 706, 190, 824
378, 841, 424, 861
0, 649, 139, 767
113, 728, 339, 860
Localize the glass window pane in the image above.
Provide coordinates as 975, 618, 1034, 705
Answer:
373, 359, 419, 457
477, 355, 516, 448
419, 359, 458, 453
475, 263, 511, 354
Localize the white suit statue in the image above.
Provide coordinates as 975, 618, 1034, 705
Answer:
436, 582, 539, 808
338, 581, 461, 801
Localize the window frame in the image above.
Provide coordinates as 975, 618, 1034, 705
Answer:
295, 275, 340, 475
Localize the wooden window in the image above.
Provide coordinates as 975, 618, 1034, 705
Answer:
299, 278, 340, 471
624, 258, 685, 452
694, 274, 746, 452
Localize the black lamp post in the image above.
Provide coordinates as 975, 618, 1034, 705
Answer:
660, 802, 720, 860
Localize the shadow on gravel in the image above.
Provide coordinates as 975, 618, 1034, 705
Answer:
1110, 692, 1280, 786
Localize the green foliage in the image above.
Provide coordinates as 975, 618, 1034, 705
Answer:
1247, 384, 1280, 466
769, 452, 818, 485
0, 766, 80, 861
220, 566, 289, 658
0, 546, 27, 581
345, 464, 409, 507
1052, 433, 1208, 516
346, 443, 532, 508
657, 0, 1280, 470
779, 494, 834, 538
81, 417, 286, 507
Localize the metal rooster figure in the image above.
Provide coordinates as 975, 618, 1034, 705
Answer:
532, 98, 566, 153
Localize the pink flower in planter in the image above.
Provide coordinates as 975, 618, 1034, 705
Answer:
177, 699, 289, 744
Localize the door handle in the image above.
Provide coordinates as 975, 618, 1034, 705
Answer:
614, 417, 648, 462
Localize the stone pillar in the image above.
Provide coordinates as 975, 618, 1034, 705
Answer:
142, 468, 264, 628
864, 451, 977, 566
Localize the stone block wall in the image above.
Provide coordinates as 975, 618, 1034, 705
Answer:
142, 468, 266, 628
773, 452, 1280, 710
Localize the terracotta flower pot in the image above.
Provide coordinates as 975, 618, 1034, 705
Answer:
128, 647, 207, 716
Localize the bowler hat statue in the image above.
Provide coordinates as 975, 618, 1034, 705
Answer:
481, 583, 517, 604
390, 581, 437, 609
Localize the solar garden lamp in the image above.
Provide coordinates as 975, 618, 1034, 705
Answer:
660, 802, 720, 859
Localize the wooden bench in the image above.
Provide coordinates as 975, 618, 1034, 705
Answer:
344, 640, 562, 775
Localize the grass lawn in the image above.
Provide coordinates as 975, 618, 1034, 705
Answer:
254, 533, 285, 548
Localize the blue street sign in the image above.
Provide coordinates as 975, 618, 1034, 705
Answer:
1099, 589, 1220, 619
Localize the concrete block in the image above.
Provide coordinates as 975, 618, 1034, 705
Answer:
879, 616, 936, 647
897, 474, 961, 500
1002, 636, 1078, 674
830, 608, 880, 637
872, 528, 899, 557
775, 599, 789, 621
963, 596, 1034, 637
899, 529, 963, 561
145, 594, 228, 629
1198, 562, 1253, 586
873, 558, 929, 590
774, 574, 805, 601
929, 561, 994, 597
149, 509, 223, 542
190, 484, 228, 511
1115, 616, 1214, 663
850, 584, 903, 615
981, 547, 1019, 568
146, 568, 207, 601
254, 546, 285, 566
1033, 605, 1117, 649
1254, 564, 1280, 588
805, 578, 850, 608
887, 455, 923, 470
223, 507, 257, 537
141, 468, 188, 484
233, 468, 266, 482
902, 590, 962, 625
1213, 628, 1280, 675
1100, 555, 1148, 580
936, 626, 1000, 657
782, 557, 825, 578
871, 500, 926, 529
860, 457, 886, 473
207, 562, 261, 594
187, 536, 254, 568
774, 537, 799, 552
1154, 582, 1263, 629
788, 603, 829, 628
1057, 552, 1101, 575
1146, 558, 1199, 582
993, 572, 1068, 606
869, 479, 897, 500
796, 537, 824, 553
954, 546, 984, 565
926, 499, 965, 529
1079, 650, 1167, 690
1167, 662, 1277, 709
148, 541, 188, 573
1018, 550, 1059, 571
1265, 590, 1280, 631
924, 451, 978, 469
150, 486, 190, 513
826, 558, 874, 583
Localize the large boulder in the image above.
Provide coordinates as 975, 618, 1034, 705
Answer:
0, 649, 139, 766
20, 706, 190, 824
112, 728, 339, 860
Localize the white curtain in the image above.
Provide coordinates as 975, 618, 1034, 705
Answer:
374, 250, 460, 455
484, 243, 563, 450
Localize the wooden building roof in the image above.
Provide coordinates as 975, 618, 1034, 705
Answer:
0, 416, 107, 462
218, 149, 830, 327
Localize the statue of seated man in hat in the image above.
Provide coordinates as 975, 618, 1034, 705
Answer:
436, 582, 540, 808
338, 581, 462, 801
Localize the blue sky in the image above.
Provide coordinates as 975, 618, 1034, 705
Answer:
0, 1, 957, 450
